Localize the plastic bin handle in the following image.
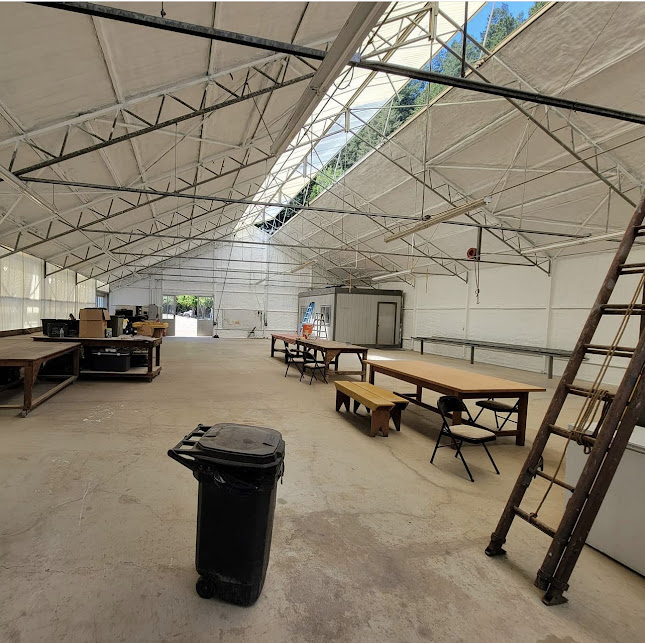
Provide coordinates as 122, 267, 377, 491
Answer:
167, 448, 197, 471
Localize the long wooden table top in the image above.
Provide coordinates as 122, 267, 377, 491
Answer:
0, 337, 80, 364
365, 359, 545, 394
33, 335, 162, 347
272, 333, 367, 351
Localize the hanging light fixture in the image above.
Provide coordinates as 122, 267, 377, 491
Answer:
384, 197, 491, 243
519, 230, 624, 255
372, 269, 413, 282
289, 259, 316, 274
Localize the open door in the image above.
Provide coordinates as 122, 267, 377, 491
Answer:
376, 302, 397, 346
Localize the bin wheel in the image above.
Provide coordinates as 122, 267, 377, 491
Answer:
196, 576, 215, 599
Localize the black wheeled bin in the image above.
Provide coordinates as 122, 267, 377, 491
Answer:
168, 423, 285, 606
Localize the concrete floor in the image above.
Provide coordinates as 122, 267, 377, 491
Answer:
1, 337, 643, 642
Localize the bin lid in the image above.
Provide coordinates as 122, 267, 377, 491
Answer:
195, 423, 284, 467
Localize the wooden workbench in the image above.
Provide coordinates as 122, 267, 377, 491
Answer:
0, 338, 79, 416
33, 335, 162, 381
271, 333, 368, 381
365, 359, 545, 445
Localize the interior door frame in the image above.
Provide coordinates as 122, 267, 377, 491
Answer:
375, 301, 397, 346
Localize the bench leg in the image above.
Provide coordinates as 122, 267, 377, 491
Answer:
353, 399, 361, 414
391, 405, 402, 431
370, 407, 390, 438
335, 389, 350, 412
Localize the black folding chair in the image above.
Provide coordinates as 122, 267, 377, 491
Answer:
473, 398, 519, 431
431, 396, 500, 482
301, 349, 328, 384
284, 347, 306, 378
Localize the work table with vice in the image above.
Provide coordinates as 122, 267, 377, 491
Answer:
0, 337, 80, 416
271, 333, 368, 381
33, 335, 162, 381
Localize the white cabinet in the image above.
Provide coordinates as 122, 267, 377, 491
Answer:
565, 424, 645, 575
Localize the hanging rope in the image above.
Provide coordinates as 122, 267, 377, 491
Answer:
530, 268, 645, 519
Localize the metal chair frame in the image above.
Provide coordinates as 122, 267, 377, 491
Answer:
431, 396, 500, 483
284, 346, 306, 378
300, 349, 328, 384
474, 397, 519, 431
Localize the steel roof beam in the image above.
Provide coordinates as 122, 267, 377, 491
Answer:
31, 2, 645, 127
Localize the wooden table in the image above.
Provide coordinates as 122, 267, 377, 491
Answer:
0, 338, 79, 416
365, 359, 545, 445
33, 335, 162, 381
271, 333, 368, 381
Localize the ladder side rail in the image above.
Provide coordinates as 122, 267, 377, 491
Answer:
536, 326, 645, 589
486, 196, 645, 555
542, 368, 645, 605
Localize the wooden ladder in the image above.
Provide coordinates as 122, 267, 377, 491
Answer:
485, 194, 645, 605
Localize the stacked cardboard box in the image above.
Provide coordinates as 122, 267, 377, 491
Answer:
79, 308, 110, 338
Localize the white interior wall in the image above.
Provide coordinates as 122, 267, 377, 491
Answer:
109, 233, 320, 338
381, 247, 645, 386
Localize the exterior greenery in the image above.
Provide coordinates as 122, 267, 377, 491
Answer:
257, 2, 547, 233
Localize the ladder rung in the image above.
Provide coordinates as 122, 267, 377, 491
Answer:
567, 384, 614, 403
530, 468, 576, 492
601, 304, 645, 315
619, 262, 645, 275
634, 225, 645, 237
513, 507, 556, 538
548, 424, 597, 447
584, 344, 635, 358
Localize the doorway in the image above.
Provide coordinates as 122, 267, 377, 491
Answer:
164, 295, 214, 337
376, 302, 397, 346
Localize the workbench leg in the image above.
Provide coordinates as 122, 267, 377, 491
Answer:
147, 347, 153, 376
270, 336, 275, 357
470, 346, 475, 365
156, 344, 161, 368
420, 340, 424, 355
369, 366, 375, 384
73, 348, 80, 378
334, 355, 339, 371
516, 393, 528, 446
361, 351, 367, 381
547, 356, 553, 379
22, 363, 34, 416
416, 385, 422, 401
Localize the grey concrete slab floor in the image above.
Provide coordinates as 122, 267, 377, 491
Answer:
1, 337, 643, 642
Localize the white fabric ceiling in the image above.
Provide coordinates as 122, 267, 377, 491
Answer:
1, 2, 644, 289
0, 1, 369, 282
271, 1, 645, 284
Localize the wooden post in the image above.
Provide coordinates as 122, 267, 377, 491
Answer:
23, 363, 34, 415
370, 407, 390, 437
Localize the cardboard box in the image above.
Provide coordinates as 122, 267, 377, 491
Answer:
79, 309, 110, 338
80, 308, 110, 321
79, 320, 108, 338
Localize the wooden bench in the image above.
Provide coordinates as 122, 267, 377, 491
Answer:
334, 381, 408, 437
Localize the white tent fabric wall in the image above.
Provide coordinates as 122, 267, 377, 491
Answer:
376, 246, 645, 386
0, 252, 97, 331
111, 227, 332, 338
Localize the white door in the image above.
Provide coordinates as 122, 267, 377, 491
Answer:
376, 302, 397, 346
